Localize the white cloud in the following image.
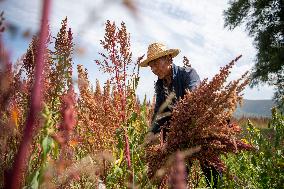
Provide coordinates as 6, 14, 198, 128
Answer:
2, 0, 275, 100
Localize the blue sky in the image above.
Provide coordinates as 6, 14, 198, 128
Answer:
2, 0, 275, 100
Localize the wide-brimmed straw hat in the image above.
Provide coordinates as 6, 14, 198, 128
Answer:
139, 43, 180, 67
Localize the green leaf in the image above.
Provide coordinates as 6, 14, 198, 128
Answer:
42, 136, 53, 158
118, 149, 124, 166
30, 170, 40, 189
53, 141, 60, 158
251, 156, 257, 166
114, 166, 123, 176
129, 112, 137, 122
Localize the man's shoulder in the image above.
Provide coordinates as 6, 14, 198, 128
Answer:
155, 78, 163, 88
174, 64, 195, 74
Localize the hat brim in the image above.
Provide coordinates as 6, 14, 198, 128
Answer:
139, 49, 180, 67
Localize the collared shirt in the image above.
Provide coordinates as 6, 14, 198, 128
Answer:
151, 64, 201, 134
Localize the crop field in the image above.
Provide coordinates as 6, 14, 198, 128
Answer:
0, 1, 283, 189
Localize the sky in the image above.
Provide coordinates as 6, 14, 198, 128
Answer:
1, 0, 275, 100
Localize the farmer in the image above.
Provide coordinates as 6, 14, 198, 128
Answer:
139, 42, 221, 188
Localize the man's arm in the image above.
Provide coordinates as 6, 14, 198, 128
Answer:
183, 67, 201, 91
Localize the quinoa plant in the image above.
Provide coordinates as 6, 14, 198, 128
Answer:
146, 56, 253, 186
222, 108, 284, 188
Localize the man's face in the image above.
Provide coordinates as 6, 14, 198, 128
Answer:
149, 56, 171, 79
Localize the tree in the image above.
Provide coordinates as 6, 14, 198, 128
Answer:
224, 0, 284, 109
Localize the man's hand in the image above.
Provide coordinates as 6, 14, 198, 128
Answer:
143, 132, 160, 146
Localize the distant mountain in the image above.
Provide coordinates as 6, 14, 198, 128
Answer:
234, 99, 275, 118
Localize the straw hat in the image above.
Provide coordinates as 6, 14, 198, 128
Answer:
139, 43, 180, 67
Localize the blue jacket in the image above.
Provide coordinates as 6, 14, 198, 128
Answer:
151, 64, 201, 133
